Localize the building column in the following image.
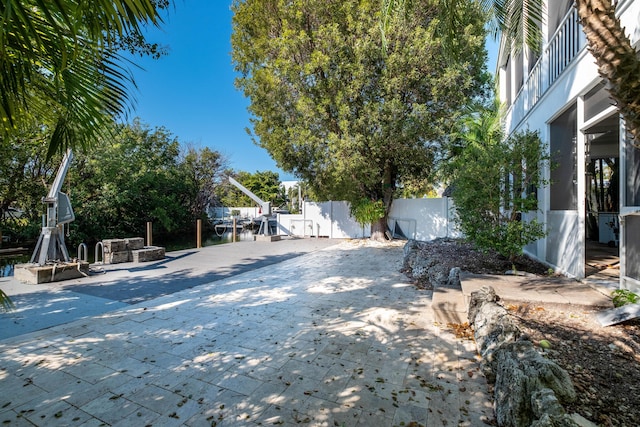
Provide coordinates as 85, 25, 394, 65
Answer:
576, 95, 587, 278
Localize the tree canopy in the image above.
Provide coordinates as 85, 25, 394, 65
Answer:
232, 0, 489, 237
1, 119, 227, 248
68, 120, 227, 246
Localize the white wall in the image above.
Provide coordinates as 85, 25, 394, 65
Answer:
278, 201, 368, 238
388, 198, 461, 241
276, 198, 460, 241
497, 2, 640, 279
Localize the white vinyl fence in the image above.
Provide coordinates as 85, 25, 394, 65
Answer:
388, 198, 460, 241
276, 198, 460, 241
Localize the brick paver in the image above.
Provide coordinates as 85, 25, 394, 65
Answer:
0, 241, 493, 426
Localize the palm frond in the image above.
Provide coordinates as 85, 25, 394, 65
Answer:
0, 0, 163, 155
492, 0, 544, 54
0, 290, 14, 312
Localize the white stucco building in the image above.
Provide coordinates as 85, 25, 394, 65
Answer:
497, 0, 640, 290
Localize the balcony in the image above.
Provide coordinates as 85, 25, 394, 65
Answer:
507, 7, 587, 123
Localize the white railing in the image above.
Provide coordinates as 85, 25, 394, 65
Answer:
508, 6, 586, 119
546, 7, 586, 86
526, 56, 544, 109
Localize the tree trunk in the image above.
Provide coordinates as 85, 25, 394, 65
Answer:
371, 216, 388, 241
576, 0, 640, 145
368, 161, 396, 241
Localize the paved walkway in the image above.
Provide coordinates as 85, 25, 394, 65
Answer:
0, 239, 493, 426
0, 238, 339, 340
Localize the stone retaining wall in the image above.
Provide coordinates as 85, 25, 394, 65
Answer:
401, 241, 596, 426
468, 286, 593, 427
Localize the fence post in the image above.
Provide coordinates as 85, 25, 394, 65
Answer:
146, 221, 153, 246
196, 219, 202, 248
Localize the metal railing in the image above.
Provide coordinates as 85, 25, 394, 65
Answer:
94, 241, 104, 264
77, 243, 88, 262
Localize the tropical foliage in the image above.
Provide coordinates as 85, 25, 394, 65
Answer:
0, 120, 60, 243
67, 120, 227, 247
445, 104, 549, 261
182, 146, 227, 219
232, 0, 489, 239
0, 0, 168, 157
1, 119, 227, 250
350, 198, 386, 229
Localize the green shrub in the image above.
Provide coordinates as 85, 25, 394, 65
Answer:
350, 198, 385, 228
611, 289, 640, 307
448, 129, 550, 261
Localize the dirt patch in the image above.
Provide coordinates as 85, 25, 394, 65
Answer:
512, 304, 640, 427
407, 239, 640, 426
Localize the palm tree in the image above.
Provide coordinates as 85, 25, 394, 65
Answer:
0, 0, 166, 311
574, 0, 640, 144
0, 0, 165, 158
382, 0, 640, 144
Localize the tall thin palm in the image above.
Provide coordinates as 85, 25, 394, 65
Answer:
0, 0, 164, 157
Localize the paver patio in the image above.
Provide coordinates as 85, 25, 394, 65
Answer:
0, 240, 493, 426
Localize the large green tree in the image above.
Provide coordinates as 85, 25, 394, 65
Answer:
384, 0, 640, 145
182, 146, 228, 219
0, 0, 168, 157
232, 0, 489, 239
0, 119, 225, 249
68, 120, 225, 246
0, 123, 59, 235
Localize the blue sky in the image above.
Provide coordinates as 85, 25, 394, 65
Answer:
126, 1, 289, 178
127, 1, 499, 182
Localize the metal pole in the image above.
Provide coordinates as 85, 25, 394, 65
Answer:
196, 219, 202, 248
146, 221, 153, 247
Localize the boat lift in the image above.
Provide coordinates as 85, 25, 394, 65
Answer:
229, 177, 277, 237
30, 149, 75, 265
14, 149, 89, 284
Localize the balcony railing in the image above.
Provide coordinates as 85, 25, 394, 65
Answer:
547, 7, 586, 85
508, 6, 587, 121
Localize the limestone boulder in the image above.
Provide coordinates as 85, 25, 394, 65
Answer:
402, 240, 451, 287
468, 285, 578, 427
